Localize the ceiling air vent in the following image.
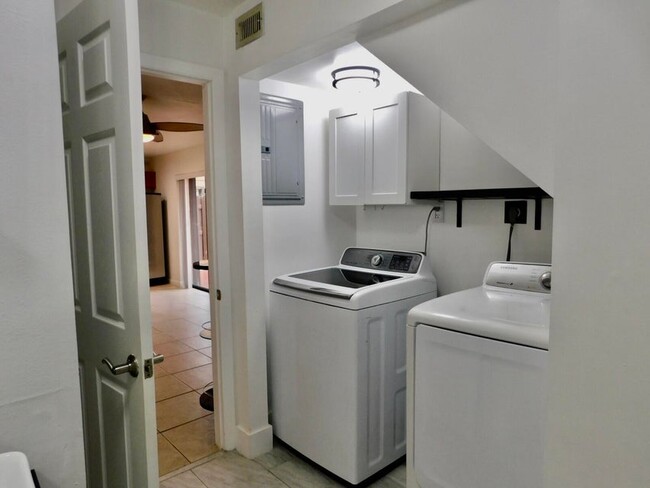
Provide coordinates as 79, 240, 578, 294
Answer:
236, 3, 264, 49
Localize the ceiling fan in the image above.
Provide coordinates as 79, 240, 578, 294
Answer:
142, 112, 203, 143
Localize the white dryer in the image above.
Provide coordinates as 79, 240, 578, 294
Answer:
269, 248, 437, 485
406, 262, 551, 488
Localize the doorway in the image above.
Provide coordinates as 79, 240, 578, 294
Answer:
185, 175, 210, 292
142, 73, 218, 476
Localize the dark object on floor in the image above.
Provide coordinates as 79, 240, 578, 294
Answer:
31, 469, 41, 488
200, 388, 214, 411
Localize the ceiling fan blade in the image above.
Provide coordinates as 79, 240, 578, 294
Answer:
154, 132, 164, 142
153, 122, 204, 132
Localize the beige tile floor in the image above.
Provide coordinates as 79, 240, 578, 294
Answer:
152, 285, 406, 487
151, 285, 218, 476
161, 438, 407, 488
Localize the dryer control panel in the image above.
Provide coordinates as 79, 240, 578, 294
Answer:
484, 262, 552, 293
341, 248, 423, 274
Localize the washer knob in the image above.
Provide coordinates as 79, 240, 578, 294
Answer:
370, 255, 383, 267
540, 271, 551, 290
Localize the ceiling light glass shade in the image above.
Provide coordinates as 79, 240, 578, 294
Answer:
142, 112, 157, 143
331, 66, 380, 91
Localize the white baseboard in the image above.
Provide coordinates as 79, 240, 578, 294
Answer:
236, 423, 273, 459
170, 279, 184, 288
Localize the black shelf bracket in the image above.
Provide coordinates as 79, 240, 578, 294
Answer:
410, 187, 552, 230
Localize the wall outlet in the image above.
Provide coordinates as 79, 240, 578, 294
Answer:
432, 203, 444, 223
504, 200, 527, 224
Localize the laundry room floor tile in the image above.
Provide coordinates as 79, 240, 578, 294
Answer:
155, 340, 194, 358
153, 329, 177, 346
156, 391, 210, 432
155, 363, 170, 378
163, 415, 219, 462
158, 434, 189, 476
192, 451, 288, 487
155, 318, 203, 341
155, 374, 192, 402
270, 457, 342, 487
181, 335, 211, 350
160, 439, 408, 488
253, 441, 294, 470
163, 350, 212, 374
160, 470, 208, 488
174, 364, 213, 391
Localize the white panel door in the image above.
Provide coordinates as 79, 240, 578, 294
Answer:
365, 93, 407, 205
329, 107, 366, 205
57, 1, 158, 487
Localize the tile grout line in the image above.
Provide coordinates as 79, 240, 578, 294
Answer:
252, 457, 294, 487
157, 410, 213, 435
159, 451, 223, 482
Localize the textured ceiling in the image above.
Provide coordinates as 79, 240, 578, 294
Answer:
142, 74, 204, 158
165, 0, 247, 16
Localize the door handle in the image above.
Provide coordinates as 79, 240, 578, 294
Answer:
102, 354, 139, 378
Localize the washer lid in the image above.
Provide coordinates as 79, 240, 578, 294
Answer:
287, 267, 401, 289
407, 286, 550, 349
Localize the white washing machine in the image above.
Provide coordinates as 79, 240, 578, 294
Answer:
406, 262, 551, 488
269, 247, 437, 485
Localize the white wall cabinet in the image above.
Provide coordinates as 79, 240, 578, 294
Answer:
329, 92, 440, 205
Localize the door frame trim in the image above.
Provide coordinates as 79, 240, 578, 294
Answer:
141, 53, 236, 450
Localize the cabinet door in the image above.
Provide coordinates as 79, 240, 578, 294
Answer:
329, 107, 366, 205
365, 93, 407, 205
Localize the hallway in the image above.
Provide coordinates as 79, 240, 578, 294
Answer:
151, 285, 217, 475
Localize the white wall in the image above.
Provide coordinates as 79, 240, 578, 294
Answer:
362, 0, 557, 194
138, 0, 223, 68
259, 79, 357, 300
146, 145, 206, 287
0, 1, 85, 486
357, 200, 553, 296
226, 0, 407, 77
545, 2, 650, 486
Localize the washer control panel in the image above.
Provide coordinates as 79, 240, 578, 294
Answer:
341, 248, 422, 273
484, 262, 552, 293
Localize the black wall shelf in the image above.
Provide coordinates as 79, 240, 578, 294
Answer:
410, 187, 552, 230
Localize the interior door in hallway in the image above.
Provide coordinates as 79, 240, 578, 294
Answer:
57, 0, 158, 486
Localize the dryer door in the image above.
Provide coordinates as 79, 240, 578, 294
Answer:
413, 325, 547, 488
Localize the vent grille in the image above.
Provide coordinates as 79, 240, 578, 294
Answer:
236, 3, 264, 49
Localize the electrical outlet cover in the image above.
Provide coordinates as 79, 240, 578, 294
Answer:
504, 200, 527, 224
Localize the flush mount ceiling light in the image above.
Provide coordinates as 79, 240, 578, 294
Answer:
331, 65, 380, 91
